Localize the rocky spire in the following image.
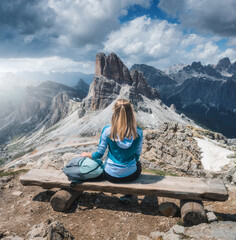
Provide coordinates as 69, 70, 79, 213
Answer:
85, 52, 159, 110
95, 52, 132, 84
131, 70, 158, 100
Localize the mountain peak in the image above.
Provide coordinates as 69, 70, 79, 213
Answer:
85, 52, 159, 110
95, 52, 132, 84
216, 57, 231, 71
191, 61, 203, 70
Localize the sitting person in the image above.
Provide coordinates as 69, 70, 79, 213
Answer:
81, 99, 143, 203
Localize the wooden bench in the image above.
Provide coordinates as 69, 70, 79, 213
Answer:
20, 169, 228, 226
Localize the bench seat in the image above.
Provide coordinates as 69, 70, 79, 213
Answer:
20, 169, 228, 201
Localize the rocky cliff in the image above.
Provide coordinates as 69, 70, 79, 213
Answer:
86, 52, 158, 110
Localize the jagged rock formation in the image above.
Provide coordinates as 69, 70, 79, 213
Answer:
95, 52, 132, 84
86, 52, 158, 110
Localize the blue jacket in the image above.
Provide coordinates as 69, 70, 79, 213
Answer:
92, 125, 143, 177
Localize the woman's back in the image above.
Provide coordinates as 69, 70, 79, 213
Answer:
99, 124, 143, 164
82, 99, 143, 183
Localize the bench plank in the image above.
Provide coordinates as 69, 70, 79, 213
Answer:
20, 169, 228, 201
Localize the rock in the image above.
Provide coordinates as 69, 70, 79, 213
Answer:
149, 231, 164, 239
142, 122, 204, 179
185, 221, 236, 240
130, 70, 158, 100
5, 184, 14, 189
86, 52, 159, 110
149, 221, 236, 240
171, 225, 185, 234
206, 211, 218, 222
2, 236, 24, 240
95, 52, 132, 84
12, 191, 23, 197
159, 202, 179, 217
136, 235, 152, 240
27, 220, 74, 240
0, 176, 13, 183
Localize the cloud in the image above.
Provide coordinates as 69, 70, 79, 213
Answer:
0, 57, 94, 74
104, 16, 236, 69
158, 0, 236, 37
48, 0, 150, 48
0, 0, 150, 59
0, 0, 55, 35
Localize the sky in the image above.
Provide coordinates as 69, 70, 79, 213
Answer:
0, 0, 236, 74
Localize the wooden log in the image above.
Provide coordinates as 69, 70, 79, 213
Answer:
50, 189, 82, 212
180, 200, 206, 226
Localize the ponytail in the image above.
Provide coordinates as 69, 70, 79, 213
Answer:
110, 99, 138, 141
117, 105, 127, 141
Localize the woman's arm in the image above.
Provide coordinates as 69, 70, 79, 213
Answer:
135, 128, 143, 161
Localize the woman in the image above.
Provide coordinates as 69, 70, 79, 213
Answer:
81, 99, 143, 199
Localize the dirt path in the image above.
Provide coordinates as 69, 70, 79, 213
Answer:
0, 171, 236, 239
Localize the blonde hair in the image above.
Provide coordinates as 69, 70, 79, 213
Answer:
110, 99, 138, 141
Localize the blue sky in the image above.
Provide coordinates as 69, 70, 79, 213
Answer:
0, 0, 236, 74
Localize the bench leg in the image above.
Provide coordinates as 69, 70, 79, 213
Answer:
180, 200, 206, 226
50, 189, 83, 212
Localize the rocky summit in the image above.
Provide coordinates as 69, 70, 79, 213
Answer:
86, 52, 158, 110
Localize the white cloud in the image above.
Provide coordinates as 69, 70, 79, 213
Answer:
48, 0, 150, 48
0, 57, 94, 74
103, 16, 236, 69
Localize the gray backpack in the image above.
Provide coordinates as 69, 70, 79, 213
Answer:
63, 157, 104, 183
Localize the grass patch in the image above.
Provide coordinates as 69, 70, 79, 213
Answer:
143, 168, 177, 176
0, 169, 29, 178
